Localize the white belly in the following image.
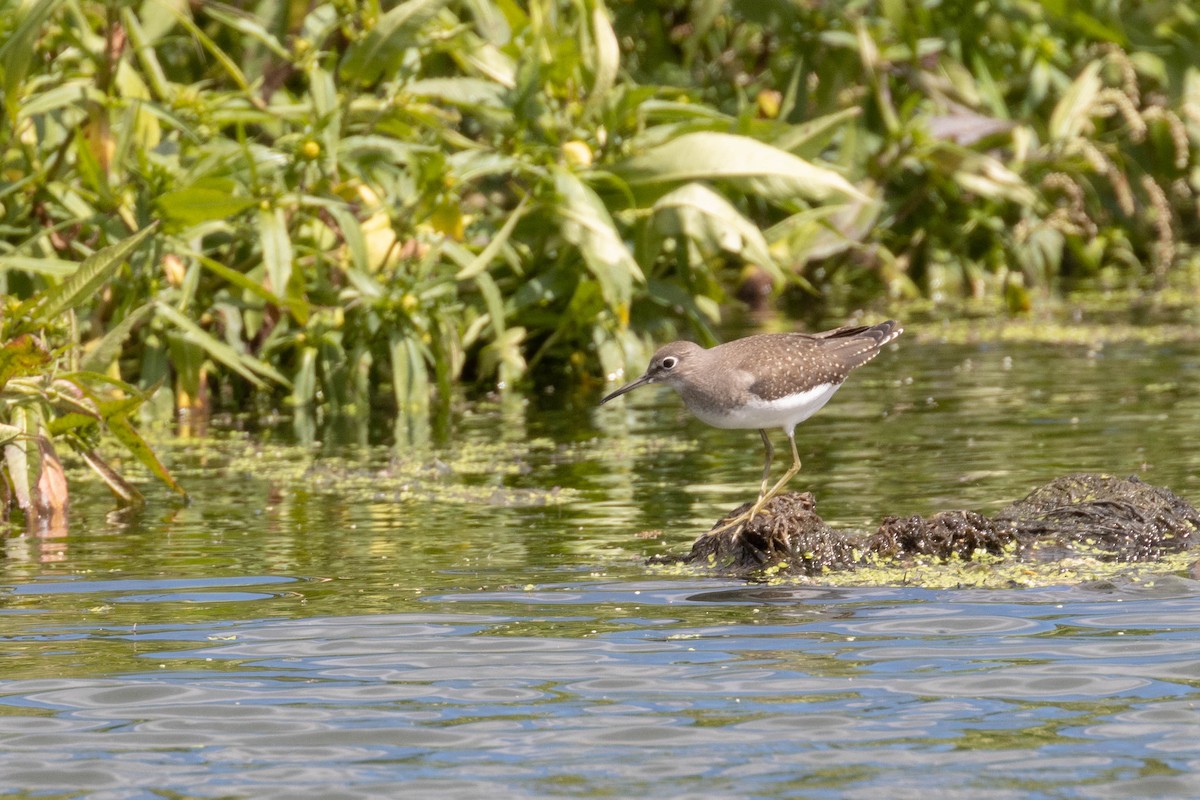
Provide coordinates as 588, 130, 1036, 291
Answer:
691, 383, 841, 434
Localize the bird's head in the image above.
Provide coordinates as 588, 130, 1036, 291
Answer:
599, 341, 705, 404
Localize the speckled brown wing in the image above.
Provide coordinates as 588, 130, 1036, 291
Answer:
736, 321, 902, 403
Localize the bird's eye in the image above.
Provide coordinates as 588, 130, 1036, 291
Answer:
661, 356, 678, 369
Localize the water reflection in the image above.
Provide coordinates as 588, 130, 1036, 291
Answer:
2, 581, 1200, 797
0, 339, 1199, 797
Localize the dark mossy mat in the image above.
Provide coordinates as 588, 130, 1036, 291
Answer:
655, 474, 1200, 584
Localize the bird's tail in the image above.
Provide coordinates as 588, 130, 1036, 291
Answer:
817, 320, 903, 370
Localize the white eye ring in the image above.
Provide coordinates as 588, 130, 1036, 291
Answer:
661, 356, 678, 369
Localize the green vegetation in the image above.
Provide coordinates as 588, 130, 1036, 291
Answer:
0, 0, 1198, 517
1, 226, 186, 526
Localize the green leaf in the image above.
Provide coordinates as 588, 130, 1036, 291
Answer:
0, 422, 19, 449
107, 413, 187, 499
390, 332, 429, 416
80, 303, 155, 374
585, 4, 619, 113
340, 0, 449, 85
554, 168, 643, 310
766, 202, 880, 267
455, 195, 529, 280
76, 447, 144, 506
952, 152, 1038, 206
474, 271, 508, 340
405, 78, 507, 108
0, 255, 78, 277
17, 80, 104, 120
201, 4, 291, 58
60, 371, 154, 406
292, 346, 318, 407
258, 206, 293, 296
0, 0, 66, 124
772, 107, 862, 159
613, 131, 869, 204
300, 3, 339, 45
2, 405, 40, 512
321, 203, 369, 274
168, 5, 251, 91
25, 224, 158, 325
647, 183, 782, 281
1049, 61, 1102, 142
183, 248, 309, 324
157, 181, 258, 226
155, 302, 292, 389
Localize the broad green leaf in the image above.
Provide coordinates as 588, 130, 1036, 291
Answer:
613, 132, 869, 203
107, 413, 188, 498
299, 3, 339, 46
447, 150, 527, 182
681, 0, 722, 58
585, 4, 619, 113
645, 277, 722, 334
3, 405, 40, 512
0, 335, 51, 390
0, 423, 20, 448
953, 152, 1038, 205
340, 0, 449, 85
474, 271, 508, 340
554, 168, 643, 310
648, 183, 782, 281
1049, 61, 1102, 142
157, 181, 257, 226
307, 64, 341, 173
390, 332, 430, 416
0, 255, 77, 277
155, 302, 292, 388
772, 107, 862, 158
17, 80, 104, 119
767, 202, 879, 266
26, 224, 157, 325
292, 346, 318, 407
339, 135, 429, 163
307, 64, 339, 117
321, 204, 369, 274
258, 206, 293, 296
405, 78, 507, 108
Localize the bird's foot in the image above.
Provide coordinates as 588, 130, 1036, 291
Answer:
704, 503, 766, 540
705, 513, 750, 539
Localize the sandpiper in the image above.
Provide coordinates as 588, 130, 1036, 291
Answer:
601, 321, 902, 535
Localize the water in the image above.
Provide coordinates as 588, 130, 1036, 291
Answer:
3, 336, 1200, 798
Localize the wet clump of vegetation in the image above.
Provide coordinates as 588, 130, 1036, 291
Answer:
665, 474, 1200, 580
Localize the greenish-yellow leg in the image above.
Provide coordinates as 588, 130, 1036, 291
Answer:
708, 428, 801, 538
757, 429, 773, 498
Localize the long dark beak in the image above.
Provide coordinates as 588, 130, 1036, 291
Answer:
600, 373, 653, 405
